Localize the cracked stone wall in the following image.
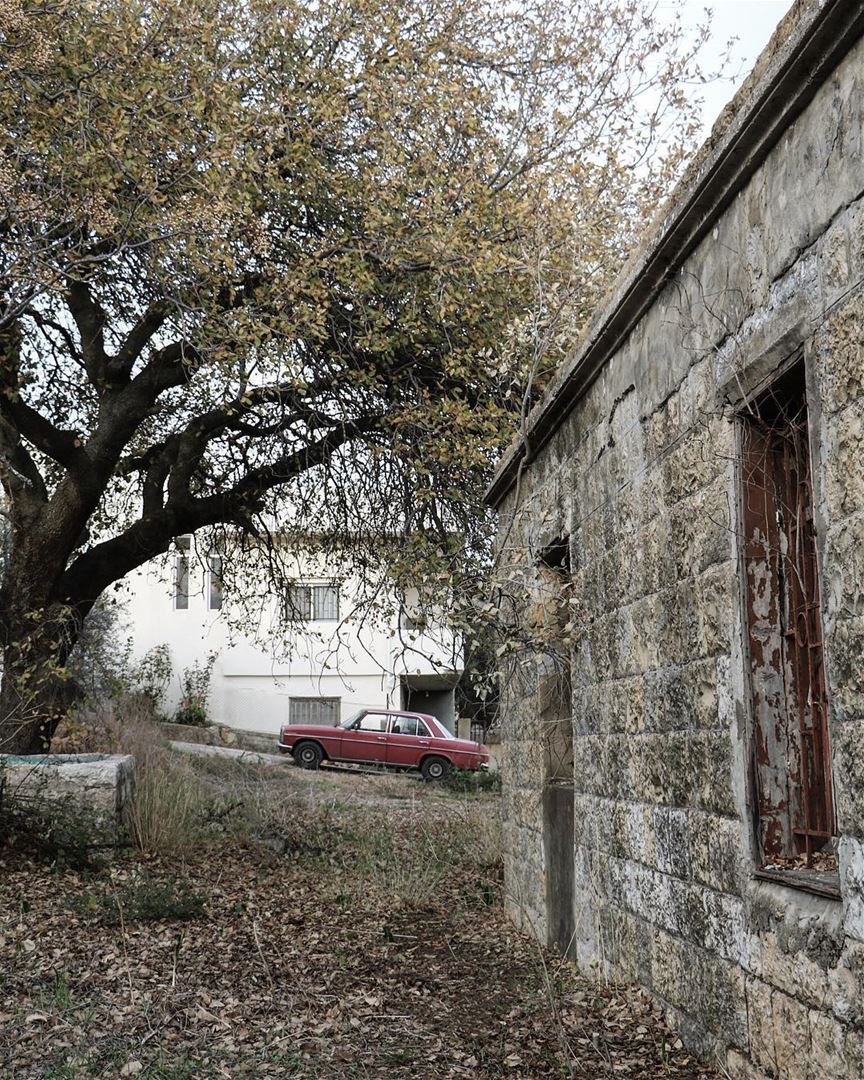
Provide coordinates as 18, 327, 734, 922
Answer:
496, 22, 864, 1080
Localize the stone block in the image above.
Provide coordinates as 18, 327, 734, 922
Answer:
840, 835, 864, 943
824, 513, 864, 623
771, 990, 810, 1080
826, 622, 864, 726
1, 752, 133, 811
696, 561, 737, 658
685, 658, 723, 730
823, 399, 864, 520
746, 977, 777, 1074
726, 1048, 772, 1080
689, 731, 736, 816
831, 722, 864, 835
808, 1008, 849, 1079
690, 811, 746, 895
820, 214, 853, 307
653, 806, 691, 879
815, 287, 864, 415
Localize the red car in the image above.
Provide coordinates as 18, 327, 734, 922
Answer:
278, 708, 490, 781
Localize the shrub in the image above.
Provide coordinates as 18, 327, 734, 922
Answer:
443, 767, 502, 794
131, 643, 173, 717
174, 654, 215, 727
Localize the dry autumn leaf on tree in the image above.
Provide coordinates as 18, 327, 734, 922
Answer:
0, 0, 710, 753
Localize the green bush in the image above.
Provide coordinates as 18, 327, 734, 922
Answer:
174, 654, 216, 727
443, 767, 501, 794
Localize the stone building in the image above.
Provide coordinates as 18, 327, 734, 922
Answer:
486, 2, 864, 1076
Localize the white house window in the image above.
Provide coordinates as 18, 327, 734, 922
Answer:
400, 607, 426, 632
313, 584, 339, 621
286, 583, 339, 621
173, 537, 190, 609
289, 697, 340, 726
208, 555, 223, 611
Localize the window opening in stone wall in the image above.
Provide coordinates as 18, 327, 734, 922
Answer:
537, 537, 574, 782
536, 535, 576, 955
739, 361, 836, 876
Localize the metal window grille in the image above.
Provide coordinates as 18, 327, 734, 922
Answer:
173, 557, 189, 609
286, 585, 312, 620
289, 697, 340, 726
313, 584, 339, 621
740, 364, 835, 865
208, 555, 223, 611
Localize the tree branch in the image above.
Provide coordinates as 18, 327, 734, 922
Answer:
65, 279, 107, 383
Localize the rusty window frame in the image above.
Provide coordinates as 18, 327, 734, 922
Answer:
738, 360, 836, 872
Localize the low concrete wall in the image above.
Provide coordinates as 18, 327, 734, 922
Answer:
160, 722, 276, 754
0, 751, 133, 842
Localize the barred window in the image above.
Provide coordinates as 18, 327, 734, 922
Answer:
289, 697, 340, 726
286, 585, 312, 620
286, 583, 339, 621
313, 584, 339, 621
173, 536, 190, 610
208, 555, 223, 611
739, 360, 835, 870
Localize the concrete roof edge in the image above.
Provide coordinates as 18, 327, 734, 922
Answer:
485, 0, 864, 509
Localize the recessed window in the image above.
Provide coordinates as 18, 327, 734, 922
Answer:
173, 537, 190, 610
286, 583, 339, 621
289, 697, 340, 726
207, 555, 223, 611
739, 360, 836, 872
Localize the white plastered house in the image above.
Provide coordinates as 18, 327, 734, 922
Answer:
121, 538, 464, 736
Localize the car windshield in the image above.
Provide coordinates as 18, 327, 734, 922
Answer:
340, 710, 364, 730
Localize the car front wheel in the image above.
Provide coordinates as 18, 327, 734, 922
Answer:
294, 741, 324, 770
421, 756, 450, 782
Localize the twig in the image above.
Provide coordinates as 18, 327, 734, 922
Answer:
251, 918, 273, 986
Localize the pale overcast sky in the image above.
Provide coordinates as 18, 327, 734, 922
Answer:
674, 0, 798, 135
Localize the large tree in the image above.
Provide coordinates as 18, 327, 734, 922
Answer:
0, 0, 707, 752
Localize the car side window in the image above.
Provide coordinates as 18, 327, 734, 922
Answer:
390, 716, 431, 737
355, 713, 387, 732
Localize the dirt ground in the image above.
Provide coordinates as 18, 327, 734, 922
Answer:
0, 756, 719, 1079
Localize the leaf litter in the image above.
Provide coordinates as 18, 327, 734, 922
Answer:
0, 762, 720, 1079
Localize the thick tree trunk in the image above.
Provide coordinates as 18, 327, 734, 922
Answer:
0, 584, 83, 755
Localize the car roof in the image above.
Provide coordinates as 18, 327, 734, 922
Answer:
364, 708, 438, 722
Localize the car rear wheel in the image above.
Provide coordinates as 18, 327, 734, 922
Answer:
421, 756, 450, 782
294, 741, 324, 770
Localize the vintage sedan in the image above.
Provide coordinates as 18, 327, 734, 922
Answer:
278, 708, 489, 780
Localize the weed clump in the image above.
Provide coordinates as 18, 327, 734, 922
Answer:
443, 767, 502, 794
75, 871, 205, 925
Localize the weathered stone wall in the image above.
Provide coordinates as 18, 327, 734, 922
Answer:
495, 15, 864, 1079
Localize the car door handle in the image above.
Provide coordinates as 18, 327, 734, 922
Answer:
376, 736, 387, 741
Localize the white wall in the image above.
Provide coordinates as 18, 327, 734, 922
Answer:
121, 547, 463, 736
